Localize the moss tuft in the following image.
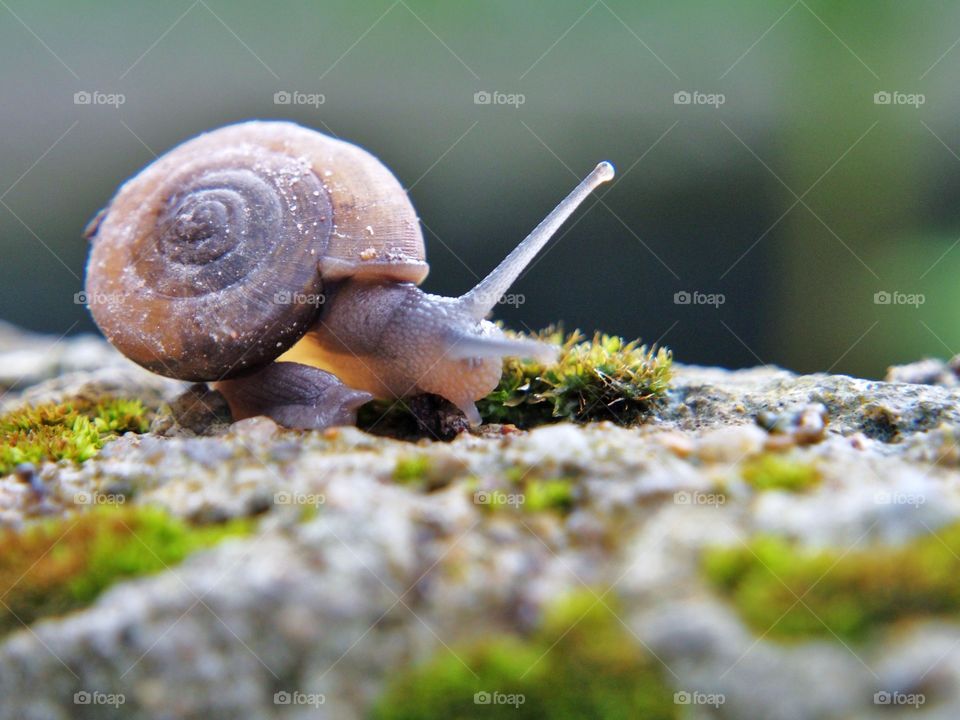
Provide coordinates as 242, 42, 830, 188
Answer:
0, 398, 151, 475
89, 398, 151, 435
393, 454, 433, 484
741, 454, 820, 492
477, 328, 672, 427
524, 478, 576, 513
0, 506, 249, 635
704, 522, 960, 642
475, 467, 578, 514
372, 590, 677, 719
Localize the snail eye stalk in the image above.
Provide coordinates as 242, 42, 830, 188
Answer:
458, 162, 615, 319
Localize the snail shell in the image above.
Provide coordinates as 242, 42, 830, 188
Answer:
84, 121, 427, 381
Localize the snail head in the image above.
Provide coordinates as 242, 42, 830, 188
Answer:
292, 162, 615, 424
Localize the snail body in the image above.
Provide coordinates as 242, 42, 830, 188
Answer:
84, 121, 614, 429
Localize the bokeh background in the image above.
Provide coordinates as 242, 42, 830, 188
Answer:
1, 0, 959, 378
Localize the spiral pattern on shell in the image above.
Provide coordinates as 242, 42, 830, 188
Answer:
85, 141, 333, 381
84, 121, 428, 381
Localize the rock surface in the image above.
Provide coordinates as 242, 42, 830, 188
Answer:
2, 330, 960, 718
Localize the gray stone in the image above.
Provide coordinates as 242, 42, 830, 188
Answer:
2, 328, 960, 717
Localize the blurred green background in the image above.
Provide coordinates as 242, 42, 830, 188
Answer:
1, 0, 959, 378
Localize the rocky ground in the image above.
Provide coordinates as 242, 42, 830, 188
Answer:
2, 322, 960, 719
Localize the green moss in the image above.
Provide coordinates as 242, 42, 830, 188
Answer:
372, 590, 677, 720
704, 522, 960, 642
476, 467, 578, 514
523, 478, 575, 512
0, 398, 151, 475
477, 328, 672, 428
741, 454, 820, 492
393, 455, 433, 484
0, 506, 249, 635
502, 466, 524, 484
89, 398, 151, 435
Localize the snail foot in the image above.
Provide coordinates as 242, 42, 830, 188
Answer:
216, 362, 373, 430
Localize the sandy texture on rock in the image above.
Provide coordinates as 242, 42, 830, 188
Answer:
2, 332, 960, 718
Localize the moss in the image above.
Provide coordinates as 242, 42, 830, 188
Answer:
477, 328, 672, 428
704, 522, 960, 642
475, 467, 578, 514
89, 398, 151, 435
523, 478, 576, 512
372, 590, 677, 719
0, 506, 250, 635
0, 398, 151, 475
391, 454, 469, 493
741, 454, 820, 492
393, 455, 433, 484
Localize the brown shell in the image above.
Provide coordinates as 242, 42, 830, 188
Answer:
83, 121, 428, 381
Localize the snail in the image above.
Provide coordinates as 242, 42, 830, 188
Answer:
83, 121, 614, 429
